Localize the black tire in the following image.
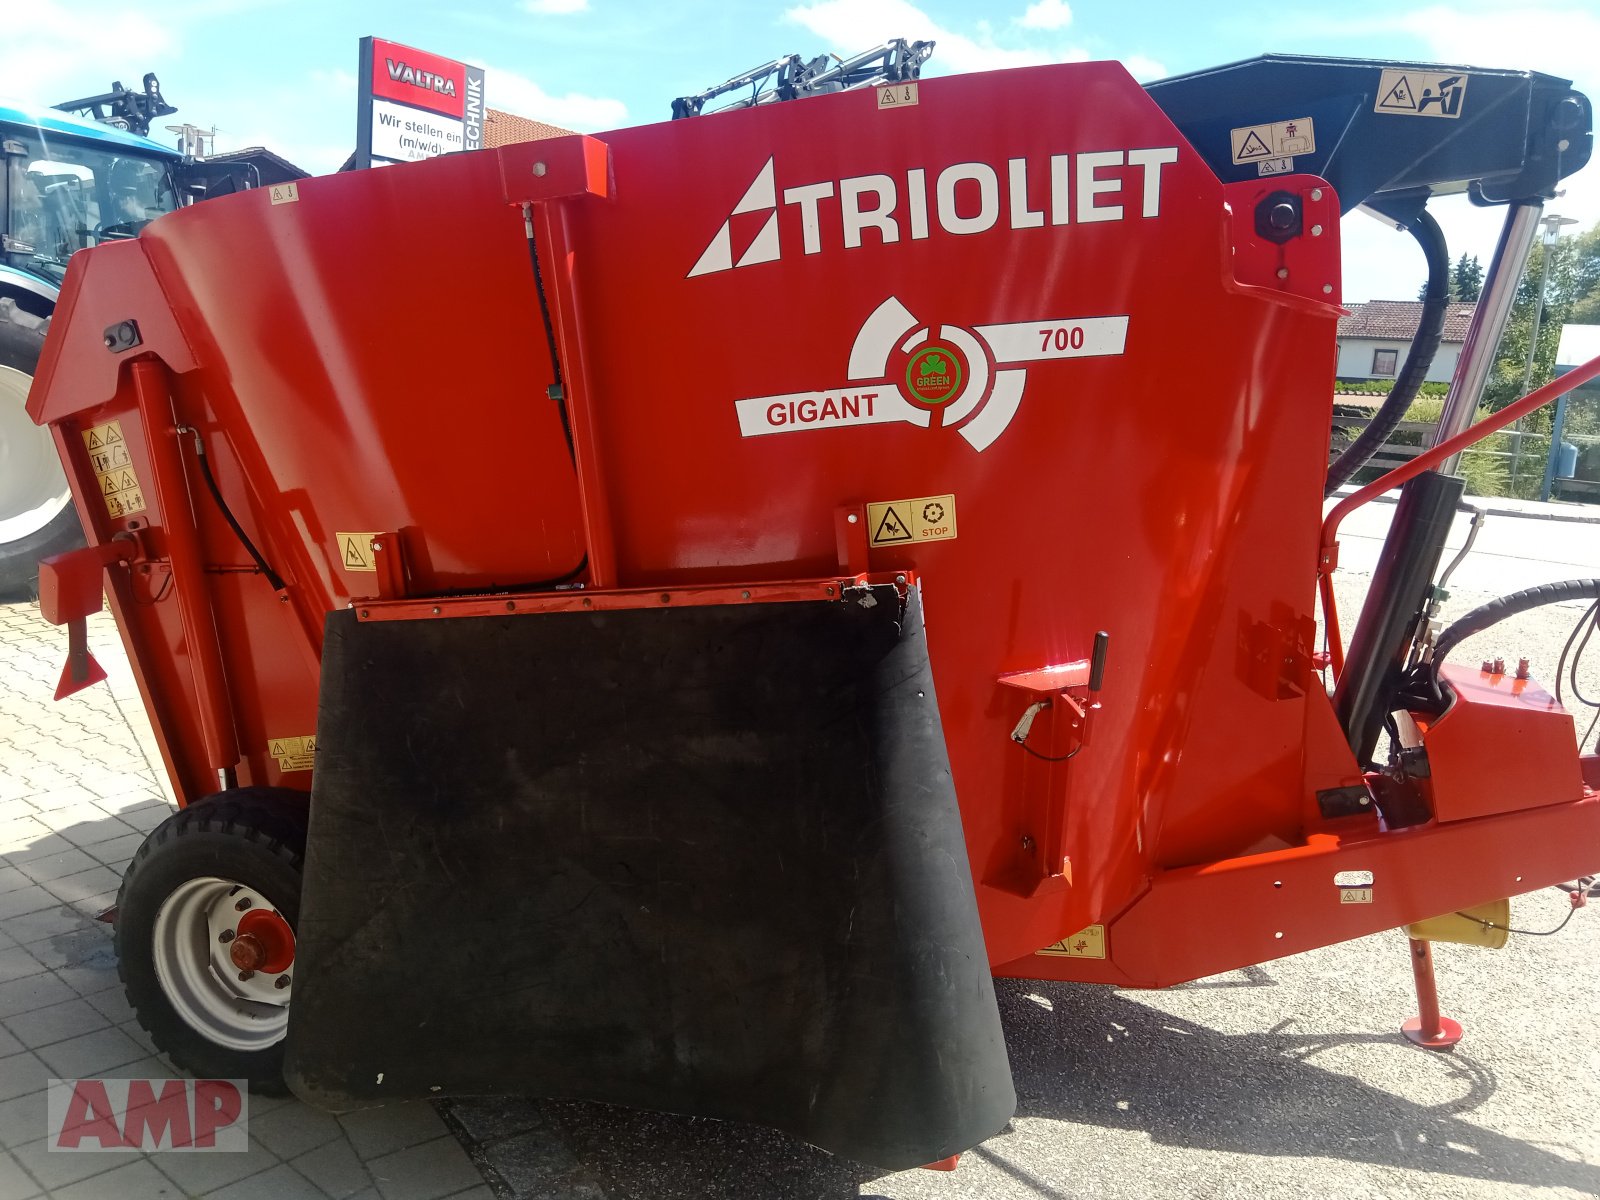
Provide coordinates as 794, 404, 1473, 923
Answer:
115, 789, 308, 1094
0, 296, 83, 600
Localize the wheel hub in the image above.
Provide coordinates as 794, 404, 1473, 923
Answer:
151, 878, 295, 1051
230, 909, 295, 974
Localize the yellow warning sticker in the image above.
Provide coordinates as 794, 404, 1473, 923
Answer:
865, 494, 957, 548
268, 734, 316, 772
80, 421, 146, 519
876, 82, 919, 109
1374, 68, 1467, 119
1036, 925, 1107, 959
335, 532, 380, 572
1229, 116, 1315, 164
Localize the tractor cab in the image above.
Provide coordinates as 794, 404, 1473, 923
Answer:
2, 107, 182, 284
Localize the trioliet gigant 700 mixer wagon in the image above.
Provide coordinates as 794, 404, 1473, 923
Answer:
22, 48, 1600, 1169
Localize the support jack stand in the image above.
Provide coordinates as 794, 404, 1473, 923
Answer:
1401, 938, 1462, 1050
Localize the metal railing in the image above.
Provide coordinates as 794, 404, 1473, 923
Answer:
1330, 406, 1600, 502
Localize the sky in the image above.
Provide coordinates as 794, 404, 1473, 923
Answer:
3, 0, 1597, 303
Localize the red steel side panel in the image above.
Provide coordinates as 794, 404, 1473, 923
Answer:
527, 65, 1343, 964
40, 61, 1524, 981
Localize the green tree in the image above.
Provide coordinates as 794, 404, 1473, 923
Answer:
1469, 223, 1600, 498
1416, 252, 1486, 301
1567, 225, 1600, 326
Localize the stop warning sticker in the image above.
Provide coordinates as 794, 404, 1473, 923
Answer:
865, 494, 957, 547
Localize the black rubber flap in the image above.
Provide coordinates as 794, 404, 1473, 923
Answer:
285, 587, 1014, 1168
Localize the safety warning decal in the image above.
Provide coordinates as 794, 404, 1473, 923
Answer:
866, 494, 957, 547
268, 735, 316, 772
80, 421, 146, 519
876, 81, 918, 109
1375, 68, 1466, 119
335, 532, 380, 572
1036, 924, 1107, 959
1229, 117, 1315, 166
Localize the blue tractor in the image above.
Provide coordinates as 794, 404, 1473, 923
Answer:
0, 76, 184, 594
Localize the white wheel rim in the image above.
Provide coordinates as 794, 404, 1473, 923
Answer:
151, 877, 293, 1052
0, 363, 72, 545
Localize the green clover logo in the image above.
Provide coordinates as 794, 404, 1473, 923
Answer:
920, 354, 947, 377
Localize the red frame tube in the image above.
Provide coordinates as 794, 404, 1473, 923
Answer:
131, 361, 239, 771
1318, 352, 1600, 675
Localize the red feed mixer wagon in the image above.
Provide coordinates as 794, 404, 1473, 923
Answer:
21, 51, 1600, 1169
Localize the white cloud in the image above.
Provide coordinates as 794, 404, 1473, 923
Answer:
1018, 0, 1072, 31
1123, 54, 1167, 81
0, 1, 176, 106
1384, 5, 1599, 88
786, 0, 1062, 73
523, 0, 590, 13
205, 68, 357, 175
483, 65, 627, 132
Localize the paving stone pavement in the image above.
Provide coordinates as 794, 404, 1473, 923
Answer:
0, 600, 493, 1200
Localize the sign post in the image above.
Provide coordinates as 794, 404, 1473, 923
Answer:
356, 36, 485, 169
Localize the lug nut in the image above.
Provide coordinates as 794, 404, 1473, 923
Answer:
235, 897, 252, 912
1481, 659, 1495, 674
237, 970, 254, 982
218, 929, 235, 943
1516, 657, 1531, 680
1492, 657, 1506, 676
275, 975, 291, 990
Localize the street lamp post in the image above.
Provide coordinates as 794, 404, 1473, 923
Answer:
1511, 213, 1579, 492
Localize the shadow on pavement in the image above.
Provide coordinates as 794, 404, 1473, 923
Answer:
457, 972, 1596, 1200
996, 977, 1598, 1196
9, 792, 1586, 1198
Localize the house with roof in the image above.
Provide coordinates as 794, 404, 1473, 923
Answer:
483, 109, 578, 147
1335, 300, 1477, 383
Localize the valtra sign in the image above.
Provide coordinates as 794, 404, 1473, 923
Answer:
356, 36, 485, 168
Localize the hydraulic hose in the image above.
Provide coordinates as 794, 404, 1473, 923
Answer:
1326, 209, 1451, 497
1429, 578, 1600, 692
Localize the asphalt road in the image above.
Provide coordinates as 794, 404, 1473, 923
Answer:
445, 498, 1600, 1200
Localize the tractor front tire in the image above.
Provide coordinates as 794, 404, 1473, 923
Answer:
115, 790, 308, 1094
0, 297, 81, 600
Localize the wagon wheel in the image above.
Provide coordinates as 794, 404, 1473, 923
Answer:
115, 789, 307, 1093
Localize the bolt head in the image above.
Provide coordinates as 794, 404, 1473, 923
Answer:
532, 161, 547, 177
